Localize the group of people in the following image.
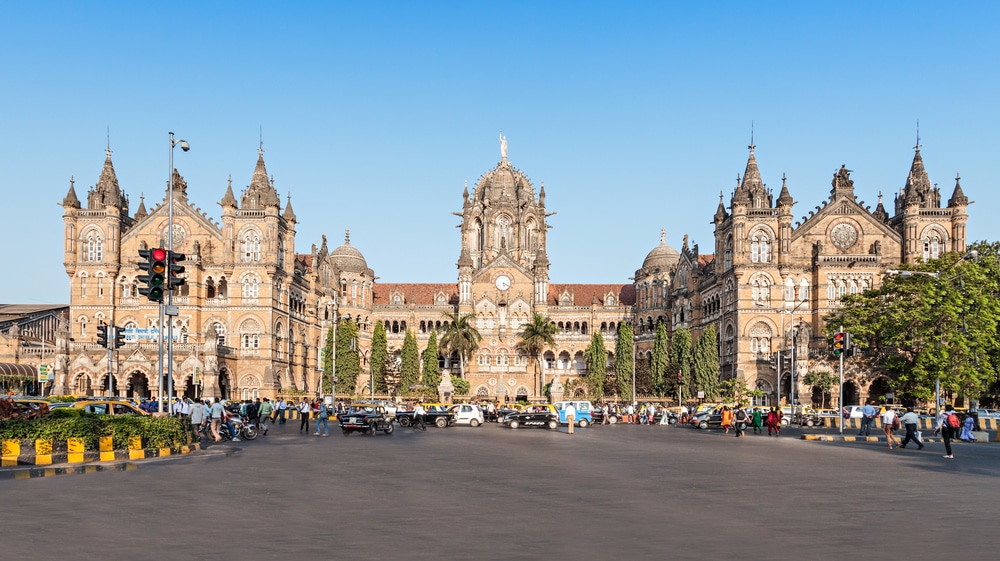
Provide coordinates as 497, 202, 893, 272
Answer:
718, 405, 784, 437
598, 402, 671, 425
177, 397, 277, 442
879, 403, 975, 458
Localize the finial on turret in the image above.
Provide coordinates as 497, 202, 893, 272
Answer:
660, 227, 666, 244
345, 228, 350, 244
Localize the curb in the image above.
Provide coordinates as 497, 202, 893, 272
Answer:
800, 434, 992, 444
1, 436, 201, 468
0, 462, 140, 480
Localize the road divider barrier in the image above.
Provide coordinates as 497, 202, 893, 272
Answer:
2, 436, 200, 467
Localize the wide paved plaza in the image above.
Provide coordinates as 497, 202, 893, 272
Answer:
2, 422, 997, 559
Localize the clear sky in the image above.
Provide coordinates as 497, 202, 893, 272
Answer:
1, 1, 997, 304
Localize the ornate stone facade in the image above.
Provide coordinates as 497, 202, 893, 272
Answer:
56, 137, 969, 406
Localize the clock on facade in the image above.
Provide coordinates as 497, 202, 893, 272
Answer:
495, 274, 511, 290
830, 223, 859, 251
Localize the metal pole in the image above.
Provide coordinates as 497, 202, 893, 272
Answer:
107, 328, 113, 398
778, 311, 784, 408
332, 313, 338, 402
631, 331, 636, 405
838, 324, 844, 435
167, 132, 175, 414
157, 302, 165, 413
790, 328, 796, 422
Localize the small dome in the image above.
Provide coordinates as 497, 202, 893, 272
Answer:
330, 229, 368, 274
642, 229, 679, 271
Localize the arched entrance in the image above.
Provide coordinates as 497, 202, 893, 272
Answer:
868, 377, 893, 405
842, 381, 859, 406
126, 371, 150, 399
218, 368, 231, 400
515, 385, 529, 403
181, 374, 198, 400
72, 372, 93, 396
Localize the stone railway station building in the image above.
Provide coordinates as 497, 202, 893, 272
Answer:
51, 137, 970, 406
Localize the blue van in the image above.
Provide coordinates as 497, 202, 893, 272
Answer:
552, 400, 594, 427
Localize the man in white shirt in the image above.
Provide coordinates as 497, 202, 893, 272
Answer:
189, 399, 206, 432
209, 399, 225, 442
898, 407, 923, 450
565, 402, 576, 434
277, 398, 288, 424
413, 402, 427, 431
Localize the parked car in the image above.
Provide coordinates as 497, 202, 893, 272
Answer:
552, 400, 594, 427
506, 404, 559, 430
338, 404, 394, 436
449, 403, 484, 426
72, 400, 148, 416
591, 406, 620, 425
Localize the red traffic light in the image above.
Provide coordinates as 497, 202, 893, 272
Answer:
151, 247, 167, 261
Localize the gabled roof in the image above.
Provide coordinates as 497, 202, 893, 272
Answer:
373, 283, 459, 306
547, 284, 635, 307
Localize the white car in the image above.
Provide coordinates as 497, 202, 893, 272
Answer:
449, 403, 484, 427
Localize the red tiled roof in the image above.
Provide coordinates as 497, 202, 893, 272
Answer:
698, 254, 715, 268
373, 283, 459, 306
547, 284, 635, 306
296, 254, 312, 270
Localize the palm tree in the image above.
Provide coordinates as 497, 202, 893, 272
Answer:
518, 313, 558, 396
439, 311, 482, 379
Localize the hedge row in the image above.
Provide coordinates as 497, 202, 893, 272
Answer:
0, 412, 194, 449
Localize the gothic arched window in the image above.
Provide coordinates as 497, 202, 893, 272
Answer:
750, 231, 771, 263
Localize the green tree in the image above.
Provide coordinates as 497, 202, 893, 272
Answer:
336, 320, 361, 395
321, 325, 334, 395
692, 325, 720, 400
826, 242, 1000, 403
650, 321, 669, 395
614, 322, 634, 400
399, 329, 420, 393
803, 370, 837, 408
422, 330, 441, 390
370, 321, 388, 394
583, 332, 607, 401
518, 313, 558, 396
439, 311, 482, 379
669, 327, 693, 401
718, 376, 761, 406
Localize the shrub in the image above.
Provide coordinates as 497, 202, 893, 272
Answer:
0, 415, 192, 449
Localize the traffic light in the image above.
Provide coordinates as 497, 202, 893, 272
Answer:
677, 372, 682, 382
833, 332, 845, 356
97, 323, 109, 349
138, 247, 167, 302
167, 251, 186, 291
844, 332, 853, 355
113, 326, 126, 349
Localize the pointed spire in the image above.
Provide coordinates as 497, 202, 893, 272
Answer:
282, 191, 297, 222
134, 193, 148, 220
660, 227, 666, 245
873, 190, 889, 222
904, 142, 932, 205
62, 176, 81, 209
458, 245, 473, 268
741, 143, 763, 192
220, 175, 238, 208
777, 172, 793, 206
714, 191, 728, 223
241, 145, 280, 209
344, 228, 351, 245
949, 172, 969, 207
88, 148, 123, 209
539, 180, 546, 205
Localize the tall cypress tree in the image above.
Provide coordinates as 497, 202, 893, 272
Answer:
336, 320, 361, 394
422, 330, 441, 390
670, 327, 693, 402
400, 329, 420, 393
692, 324, 720, 400
614, 323, 634, 400
584, 331, 607, 401
370, 321, 388, 393
651, 321, 669, 395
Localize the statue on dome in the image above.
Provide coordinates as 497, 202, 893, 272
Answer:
499, 131, 508, 161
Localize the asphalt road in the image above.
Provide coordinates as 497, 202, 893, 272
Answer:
2, 421, 997, 560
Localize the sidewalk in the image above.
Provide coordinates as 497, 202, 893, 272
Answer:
801, 432, 993, 443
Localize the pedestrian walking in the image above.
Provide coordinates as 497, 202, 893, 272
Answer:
960, 412, 976, 442
277, 398, 287, 424
189, 399, 206, 438
766, 407, 779, 436
209, 398, 225, 442
413, 402, 427, 430
601, 402, 611, 425
751, 407, 763, 434
859, 401, 876, 436
298, 398, 311, 433
258, 398, 273, 435
565, 401, 576, 434
721, 406, 733, 433
314, 400, 330, 436
647, 403, 656, 426
881, 407, 899, 449
898, 407, 923, 450
935, 404, 960, 459
734, 405, 749, 438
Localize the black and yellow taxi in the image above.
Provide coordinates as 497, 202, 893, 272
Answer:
505, 403, 559, 430
71, 399, 148, 416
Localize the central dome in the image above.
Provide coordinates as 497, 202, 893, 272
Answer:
330, 229, 368, 273
473, 160, 534, 204
641, 229, 679, 271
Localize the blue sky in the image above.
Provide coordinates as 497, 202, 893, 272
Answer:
2, 1, 998, 304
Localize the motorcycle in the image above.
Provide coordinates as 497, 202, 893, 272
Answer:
199, 414, 259, 441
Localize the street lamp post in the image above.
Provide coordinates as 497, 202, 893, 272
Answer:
778, 298, 808, 416
164, 132, 189, 414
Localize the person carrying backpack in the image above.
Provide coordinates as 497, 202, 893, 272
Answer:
734, 405, 749, 438
935, 403, 960, 459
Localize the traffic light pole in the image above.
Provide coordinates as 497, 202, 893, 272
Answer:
838, 324, 844, 435
157, 302, 165, 413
